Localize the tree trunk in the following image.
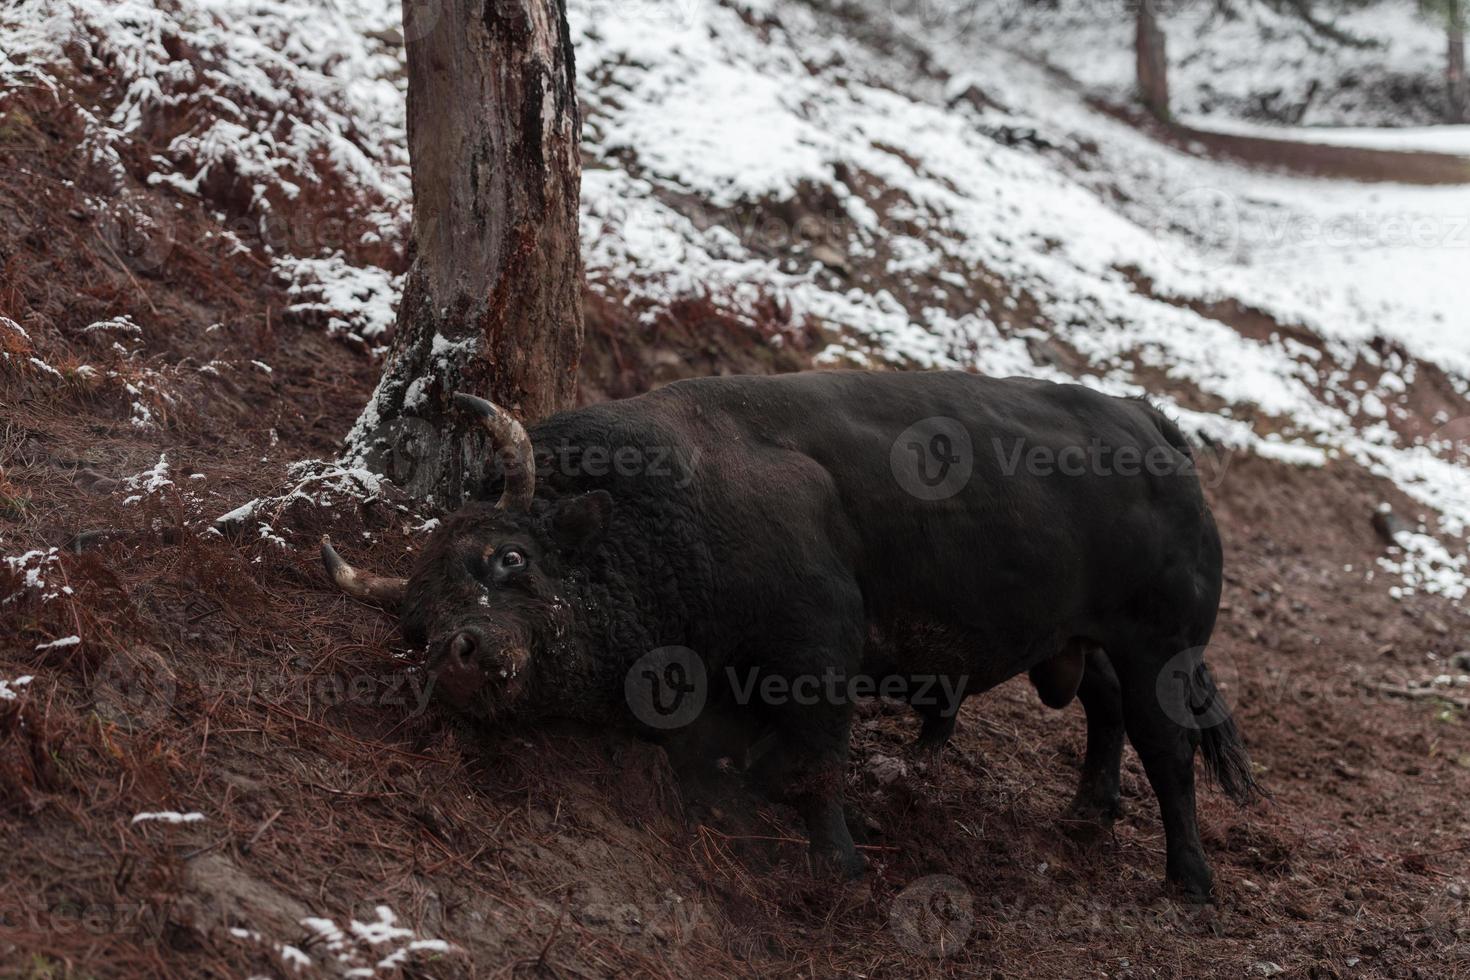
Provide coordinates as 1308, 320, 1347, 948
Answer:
1450, 0, 1468, 124
1136, 0, 1170, 121
345, 0, 584, 503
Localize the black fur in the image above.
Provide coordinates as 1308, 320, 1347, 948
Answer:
399, 370, 1258, 895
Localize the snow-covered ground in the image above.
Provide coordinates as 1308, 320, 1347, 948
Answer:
574, 0, 1470, 596
4, 0, 1467, 600
989, 0, 1454, 127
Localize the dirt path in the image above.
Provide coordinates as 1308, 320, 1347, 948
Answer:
1014, 48, 1470, 185
1169, 117, 1470, 185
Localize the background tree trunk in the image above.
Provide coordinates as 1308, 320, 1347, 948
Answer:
345, 0, 584, 503
1136, 0, 1171, 121
1450, 0, 1468, 123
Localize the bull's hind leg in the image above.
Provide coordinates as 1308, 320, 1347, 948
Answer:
1112, 635, 1214, 900
1064, 645, 1126, 837
915, 705, 957, 749
913, 675, 966, 750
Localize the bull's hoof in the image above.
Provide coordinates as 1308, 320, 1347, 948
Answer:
1060, 794, 1122, 845
914, 712, 957, 751
812, 845, 867, 880
1167, 858, 1215, 905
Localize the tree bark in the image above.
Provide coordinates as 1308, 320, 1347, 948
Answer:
345, 0, 584, 503
1450, 0, 1468, 124
1136, 0, 1170, 121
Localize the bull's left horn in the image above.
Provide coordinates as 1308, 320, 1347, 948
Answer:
453, 392, 535, 511
320, 536, 407, 606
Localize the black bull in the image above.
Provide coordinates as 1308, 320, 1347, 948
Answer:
323, 370, 1260, 899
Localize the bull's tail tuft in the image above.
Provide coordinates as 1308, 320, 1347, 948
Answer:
1194, 663, 1267, 805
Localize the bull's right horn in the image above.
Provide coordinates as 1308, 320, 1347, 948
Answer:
320, 535, 407, 606
453, 392, 535, 511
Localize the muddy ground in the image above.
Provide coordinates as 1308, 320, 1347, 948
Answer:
3, 72, 1470, 980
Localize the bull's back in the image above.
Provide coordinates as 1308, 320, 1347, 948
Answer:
537, 371, 1214, 665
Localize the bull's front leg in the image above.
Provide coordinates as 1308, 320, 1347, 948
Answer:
744, 649, 866, 878
757, 693, 863, 877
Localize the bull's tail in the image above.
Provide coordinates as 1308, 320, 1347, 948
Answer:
1134, 397, 1195, 459
1193, 662, 1266, 805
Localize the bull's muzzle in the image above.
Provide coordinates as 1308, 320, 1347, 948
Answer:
427, 626, 529, 713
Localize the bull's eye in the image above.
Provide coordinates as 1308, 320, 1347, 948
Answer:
500, 548, 527, 569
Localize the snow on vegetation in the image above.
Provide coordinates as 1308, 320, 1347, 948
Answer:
276, 254, 401, 346
2, 548, 74, 604
120, 453, 174, 506
130, 810, 206, 825
1379, 529, 1469, 601
1, 0, 409, 331
231, 906, 456, 977
0, 675, 35, 702
0, 0, 409, 216
213, 459, 401, 529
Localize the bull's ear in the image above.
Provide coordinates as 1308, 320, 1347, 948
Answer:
549, 490, 612, 554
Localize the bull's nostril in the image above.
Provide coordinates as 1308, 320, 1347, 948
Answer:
448, 630, 478, 664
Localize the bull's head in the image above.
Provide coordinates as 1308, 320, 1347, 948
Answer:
322, 394, 611, 722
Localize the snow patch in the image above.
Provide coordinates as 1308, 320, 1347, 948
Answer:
131, 811, 206, 825
0, 676, 35, 701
